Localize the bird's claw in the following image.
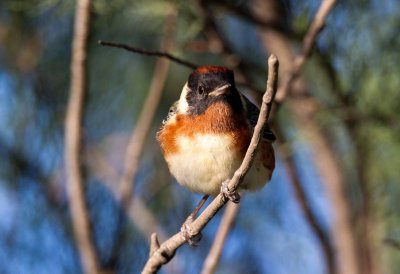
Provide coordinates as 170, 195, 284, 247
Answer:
220, 180, 241, 203
180, 219, 202, 246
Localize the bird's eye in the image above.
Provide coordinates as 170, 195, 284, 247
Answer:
198, 85, 205, 95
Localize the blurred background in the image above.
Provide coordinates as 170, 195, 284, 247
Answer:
1, 0, 400, 273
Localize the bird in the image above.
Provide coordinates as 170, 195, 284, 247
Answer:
157, 65, 275, 200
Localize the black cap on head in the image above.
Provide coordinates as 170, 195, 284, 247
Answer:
185, 66, 242, 115
187, 66, 235, 93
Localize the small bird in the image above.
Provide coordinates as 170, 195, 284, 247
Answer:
157, 66, 275, 199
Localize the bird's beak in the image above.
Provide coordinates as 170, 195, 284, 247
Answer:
208, 84, 231, 97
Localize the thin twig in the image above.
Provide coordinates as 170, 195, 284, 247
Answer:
141, 55, 279, 274
65, 0, 100, 274
117, 7, 177, 208
98, 40, 198, 70
99, 39, 258, 95
297, 0, 337, 67
275, 0, 337, 102
200, 203, 240, 274
149, 233, 161, 257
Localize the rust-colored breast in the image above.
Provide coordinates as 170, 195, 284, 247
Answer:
157, 102, 251, 156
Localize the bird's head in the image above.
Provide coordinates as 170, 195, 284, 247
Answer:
177, 66, 243, 115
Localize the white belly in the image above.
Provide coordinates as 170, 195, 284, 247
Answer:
165, 133, 271, 196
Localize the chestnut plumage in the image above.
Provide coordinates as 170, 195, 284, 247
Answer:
157, 65, 275, 196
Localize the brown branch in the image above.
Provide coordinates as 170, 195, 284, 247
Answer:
250, 1, 361, 274
128, 197, 169, 241
100, 8, 182, 271
257, 1, 360, 274
150, 233, 161, 257
275, 0, 337, 103
297, 0, 337, 67
65, 0, 100, 274
313, 48, 382, 274
85, 139, 170, 240
198, 6, 337, 273
98, 40, 198, 70
85, 139, 184, 273
141, 55, 279, 274
117, 7, 177, 208
200, 203, 240, 274
274, 126, 336, 274
303, 116, 359, 274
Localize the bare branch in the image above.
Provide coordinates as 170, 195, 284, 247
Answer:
150, 233, 161, 257
250, 1, 361, 274
141, 55, 279, 274
314, 48, 382, 274
117, 7, 177, 208
128, 197, 169, 241
85, 139, 184, 273
203, 1, 338, 272
227, 55, 278, 191
205, 1, 344, 273
102, 8, 182, 271
99, 39, 259, 96
201, 203, 240, 274
256, 1, 360, 273
65, 0, 100, 274
274, 126, 336, 274
275, 0, 337, 102
98, 40, 198, 70
86, 140, 170, 240
297, 0, 337, 66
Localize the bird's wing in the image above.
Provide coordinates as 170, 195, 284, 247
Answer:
242, 95, 276, 142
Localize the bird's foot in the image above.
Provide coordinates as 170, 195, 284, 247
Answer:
180, 216, 202, 246
220, 180, 241, 203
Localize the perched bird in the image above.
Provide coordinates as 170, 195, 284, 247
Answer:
157, 66, 275, 198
